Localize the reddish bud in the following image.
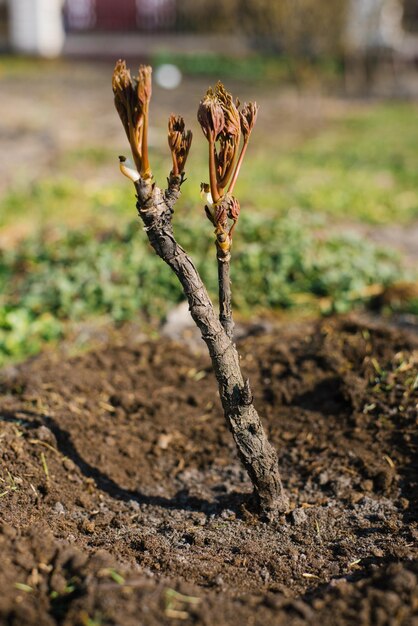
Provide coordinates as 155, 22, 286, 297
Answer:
240, 102, 259, 141
168, 114, 193, 175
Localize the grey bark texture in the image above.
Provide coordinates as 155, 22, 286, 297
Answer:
134, 174, 289, 518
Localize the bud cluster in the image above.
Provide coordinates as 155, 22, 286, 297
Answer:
198, 82, 257, 254
198, 82, 258, 204
168, 114, 193, 177
112, 60, 152, 179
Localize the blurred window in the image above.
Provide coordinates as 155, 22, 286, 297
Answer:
95, 0, 136, 30
65, 0, 96, 30
136, 0, 176, 30
64, 0, 176, 31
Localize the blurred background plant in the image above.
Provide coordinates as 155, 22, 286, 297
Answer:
0, 0, 417, 365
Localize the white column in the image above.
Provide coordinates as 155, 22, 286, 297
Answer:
9, 0, 65, 57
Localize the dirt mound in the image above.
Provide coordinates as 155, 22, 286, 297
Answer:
0, 317, 417, 625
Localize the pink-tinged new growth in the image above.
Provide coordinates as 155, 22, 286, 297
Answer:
216, 82, 241, 140
227, 101, 259, 195
197, 89, 225, 141
198, 83, 258, 271
137, 64, 152, 109
203, 190, 241, 255
198, 82, 258, 205
197, 88, 225, 204
168, 114, 193, 176
240, 102, 259, 140
112, 60, 152, 179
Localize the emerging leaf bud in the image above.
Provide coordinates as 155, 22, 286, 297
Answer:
198, 81, 257, 244
112, 60, 132, 95
112, 59, 152, 180
168, 114, 193, 176
226, 195, 240, 223
197, 82, 243, 201
215, 82, 241, 139
197, 90, 225, 141
112, 60, 135, 143
240, 102, 259, 141
137, 65, 152, 109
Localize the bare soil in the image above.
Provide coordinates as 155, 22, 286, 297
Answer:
0, 316, 417, 625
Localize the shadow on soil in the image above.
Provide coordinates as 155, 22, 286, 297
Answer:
0, 409, 252, 517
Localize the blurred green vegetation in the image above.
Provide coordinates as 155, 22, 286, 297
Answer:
0, 55, 58, 77
238, 103, 418, 224
153, 52, 342, 84
0, 212, 407, 366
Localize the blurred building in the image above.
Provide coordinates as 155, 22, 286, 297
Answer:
3, 0, 177, 57
2, 0, 418, 60
64, 0, 176, 32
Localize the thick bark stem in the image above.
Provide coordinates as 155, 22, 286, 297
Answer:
217, 249, 234, 340
134, 176, 288, 518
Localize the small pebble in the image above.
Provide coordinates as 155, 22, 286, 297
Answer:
0, 523, 17, 539
53, 501, 66, 515
35, 426, 57, 447
361, 479, 374, 491
371, 547, 384, 557
80, 519, 95, 534
318, 471, 329, 486
63, 458, 76, 472
290, 508, 308, 525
